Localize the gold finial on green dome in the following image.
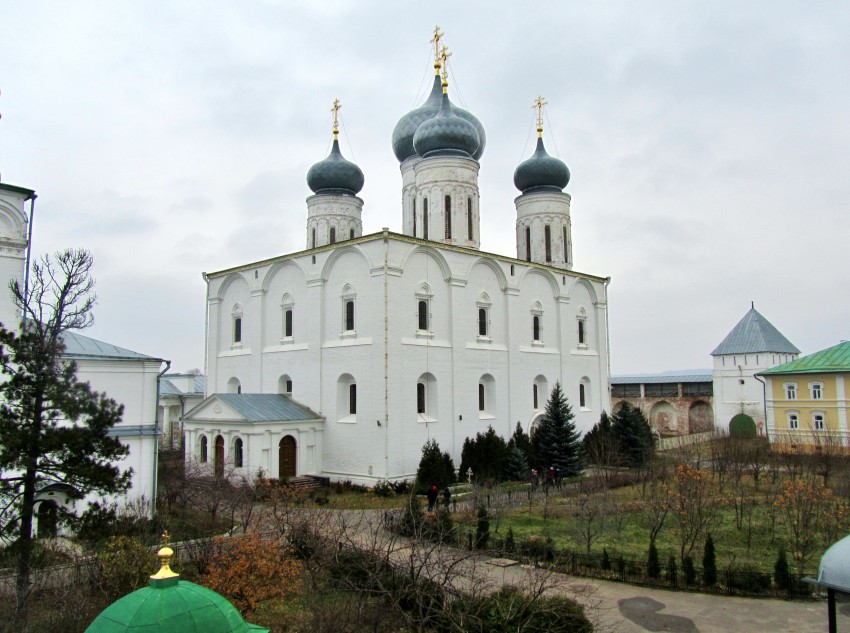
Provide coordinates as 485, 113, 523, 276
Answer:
150, 530, 179, 580
331, 98, 341, 140
431, 25, 444, 74
440, 45, 452, 93
532, 96, 548, 137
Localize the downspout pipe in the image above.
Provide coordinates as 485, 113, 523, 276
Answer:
21, 193, 37, 327
152, 359, 171, 519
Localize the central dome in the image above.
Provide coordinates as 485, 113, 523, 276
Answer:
392, 74, 486, 162
306, 139, 365, 196
413, 92, 480, 158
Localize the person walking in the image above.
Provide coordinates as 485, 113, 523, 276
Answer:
443, 486, 451, 511
427, 485, 438, 511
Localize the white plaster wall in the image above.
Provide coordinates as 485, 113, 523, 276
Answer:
515, 191, 572, 269
306, 193, 363, 248
204, 233, 610, 484
0, 190, 30, 330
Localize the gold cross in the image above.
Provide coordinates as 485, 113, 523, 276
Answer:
331, 98, 341, 138
431, 25, 444, 71
161, 530, 170, 547
532, 95, 548, 136
440, 45, 452, 89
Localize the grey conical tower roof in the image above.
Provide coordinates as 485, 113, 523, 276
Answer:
710, 307, 799, 356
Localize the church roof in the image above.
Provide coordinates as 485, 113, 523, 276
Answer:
612, 372, 712, 384
62, 330, 164, 362
760, 340, 850, 376
86, 546, 269, 633
814, 532, 850, 593
211, 393, 321, 422
710, 307, 799, 356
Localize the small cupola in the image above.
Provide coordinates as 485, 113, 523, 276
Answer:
513, 98, 570, 194
306, 99, 364, 196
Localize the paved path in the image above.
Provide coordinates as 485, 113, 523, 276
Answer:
347, 509, 847, 633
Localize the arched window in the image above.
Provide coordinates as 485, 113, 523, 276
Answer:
533, 384, 539, 409
330, 227, 336, 244
234, 437, 243, 468
563, 226, 568, 261
417, 382, 426, 414
579, 384, 586, 408
284, 309, 293, 338
413, 199, 417, 236
350, 228, 355, 240
423, 198, 429, 240
479, 374, 495, 417
580, 377, 591, 409
200, 435, 208, 462
532, 315, 541, 341
338, 374, 357, 421
227, 377, 241, 394
577, 308, 588, 347
479, 383, 485, 411
544, 225, 552, 263
349, 384, 357, 415
578, 319, 585, 345
279, 375, 292, 395
418, 300, 428, 331
814, 413, 825, 431
345, 300, 355, 331
232, 303, 243, 345
214, 435, 224, 477
478, 308, 488, 337
525, 226, 531, 261
467, 197, 473, 241
445, 195, 452, 239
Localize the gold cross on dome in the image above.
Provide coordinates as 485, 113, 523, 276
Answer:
331, 98, 341, 138
532, 95, 548, 136
161, 530, 170, 547
440, 45, 452, 89
431, 25, 445, 70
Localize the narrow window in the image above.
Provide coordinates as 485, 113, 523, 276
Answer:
413, 199, 417, 236
423, 198, 429, 240
345, 300, 355, 331
418, 300, 428, 331
510, 264, 515, 276
478, 308, 487, 336
544, 225, 552, 262
467, 197, 473, 241
285, 309, 293, 337
234, 317, 242, 343
563, 226, 568, 261
285, 379, 293, 394
789, 413, 798, 429
786, 384, 797, 400
578, 320, 585, 345
525, 227, 531, 262
417, 382, 426, 414
812, 383, 823, 400
445, 195, 452, 239
533, 384, 538, 409
350, 228, 355, 240
330, 227, 336, 244
312, 228, 316, 248
814, 414, 824, 430
234, 438, 243, 468
579, 384, 586, 407
349, 384, 357, 415
533, 315, 541, 341
478, 383, 485, 411
200, 435, 208, 462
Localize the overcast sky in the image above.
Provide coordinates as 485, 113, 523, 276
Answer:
2, 1, 848, 376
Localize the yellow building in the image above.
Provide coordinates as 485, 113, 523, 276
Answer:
760, 341, 850, 452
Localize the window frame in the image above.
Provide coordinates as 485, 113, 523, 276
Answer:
785, 382, 798, 400
234, 437, 243, 468
200, 435, 208, 463
810, 382, 823, 400
788, 411, 799, 430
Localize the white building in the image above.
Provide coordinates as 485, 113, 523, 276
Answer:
158, 371, 205, 450
0, 179, 167, 534
184, 50, 611, 485
710, 304, 799, 432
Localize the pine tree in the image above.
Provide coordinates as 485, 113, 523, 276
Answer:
0, 249, 131, 621
647, 539, 661, 578
459, 426, 507, 483
531, 382, 583, 475
702, 534, 717, 586
503, 446, 529, 482
774, 546, 790, 592
508, 421, 533, 466
415, 439, 455, 493
583, 411, 616, 466
611, 402, 656, 467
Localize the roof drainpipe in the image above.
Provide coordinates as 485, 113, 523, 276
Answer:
22, 192, 37, 327
754, 373, 768, 443
152, 359, 172, 519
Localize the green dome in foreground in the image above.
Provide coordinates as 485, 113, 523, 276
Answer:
86, 545, 268, 633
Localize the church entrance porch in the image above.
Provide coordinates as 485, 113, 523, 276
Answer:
279, 435, 297, 478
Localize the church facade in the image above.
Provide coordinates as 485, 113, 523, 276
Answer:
184, 39, 611, 484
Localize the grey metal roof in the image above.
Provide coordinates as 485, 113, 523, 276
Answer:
159, 379, 182, 396
816, 533, 850, 592
612, 373, 712, 385
213, 393, 321, 422
711, 307, 799, 356
162, 373, 206, 395
62, 330, 163, 362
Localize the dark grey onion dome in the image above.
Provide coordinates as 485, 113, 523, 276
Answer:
306, 139, 365, 195
392, 75, 486, 162
513, 137, 570, 193
413, 92, 480, 159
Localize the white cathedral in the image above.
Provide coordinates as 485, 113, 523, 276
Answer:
183, 37, 612, 485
